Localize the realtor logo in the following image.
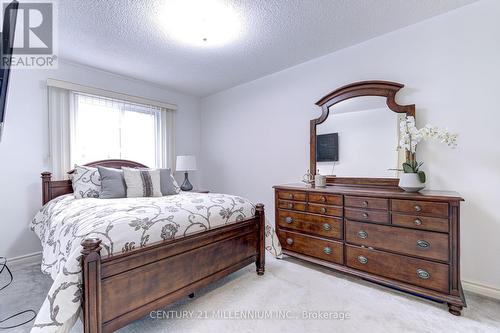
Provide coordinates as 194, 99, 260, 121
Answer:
1, 1, 57, 68
10, 2, 52, 53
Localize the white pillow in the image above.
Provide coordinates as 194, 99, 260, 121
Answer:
123, 168, 162, 198
72, 165, 101, 199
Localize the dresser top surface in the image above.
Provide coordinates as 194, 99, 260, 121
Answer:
273, 183, 464, 202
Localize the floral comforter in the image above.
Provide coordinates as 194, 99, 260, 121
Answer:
30, 192, 282, 333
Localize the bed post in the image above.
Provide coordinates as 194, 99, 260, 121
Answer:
81, 238, 102, 333
41, 172, 52, 205
255, 203, 265, 276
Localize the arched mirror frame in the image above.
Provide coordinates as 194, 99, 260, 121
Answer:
310, 80, 415, 187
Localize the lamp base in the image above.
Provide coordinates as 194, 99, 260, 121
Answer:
181, 172, 193, 191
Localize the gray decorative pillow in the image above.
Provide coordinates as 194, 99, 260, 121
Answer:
72, 165, 101, 199
123, 168, 162, 198
98, 167, 126, 199
159, 168, 181, 195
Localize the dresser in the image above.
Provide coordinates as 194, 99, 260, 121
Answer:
274, 183, 466, 315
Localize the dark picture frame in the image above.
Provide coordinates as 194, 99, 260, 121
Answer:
316, 132, 338, 162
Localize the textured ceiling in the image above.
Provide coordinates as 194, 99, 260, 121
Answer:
56, 0, 477, 96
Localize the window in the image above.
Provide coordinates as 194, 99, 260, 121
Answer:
70, 92, 169, 168
47, 81, 176, 179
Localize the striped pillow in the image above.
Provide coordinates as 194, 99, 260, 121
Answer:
123, 168, 162, 198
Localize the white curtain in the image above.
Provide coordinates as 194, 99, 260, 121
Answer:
47, 84, 176, 179
162, 110, 176, 170
48, 86, 71, 179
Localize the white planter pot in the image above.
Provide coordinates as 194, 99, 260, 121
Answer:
399, 173, 426, 192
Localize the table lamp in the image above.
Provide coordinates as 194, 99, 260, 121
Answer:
176, 155, 197, 191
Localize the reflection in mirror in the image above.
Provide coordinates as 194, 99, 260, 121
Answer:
316, 96, 405, 178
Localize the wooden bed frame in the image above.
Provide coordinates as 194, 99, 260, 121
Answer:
41, 159, 266, 333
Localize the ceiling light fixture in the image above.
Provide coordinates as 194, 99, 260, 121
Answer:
158, 0, 243, 47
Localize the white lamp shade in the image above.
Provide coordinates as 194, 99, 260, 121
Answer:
176, 155, 197, 171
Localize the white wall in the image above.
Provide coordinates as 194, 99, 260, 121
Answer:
0, 60, 201, 259
200, 0, 500, 291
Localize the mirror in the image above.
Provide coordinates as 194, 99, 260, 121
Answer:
316, 96, 405, 178
310, 81, 415, 187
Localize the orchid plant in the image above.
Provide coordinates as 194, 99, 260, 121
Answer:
399, 116, 458, 182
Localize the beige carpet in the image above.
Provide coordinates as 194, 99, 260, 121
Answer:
3, 256, 500, 332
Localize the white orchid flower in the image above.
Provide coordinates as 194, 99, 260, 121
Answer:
399, 116, 458, 154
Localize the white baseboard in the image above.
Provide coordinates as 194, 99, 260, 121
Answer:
462, 280, 500, 300
7, 251, 42, 266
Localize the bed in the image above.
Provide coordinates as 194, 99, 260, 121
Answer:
31, 159, 274, 333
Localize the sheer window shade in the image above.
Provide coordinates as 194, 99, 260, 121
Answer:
48, 86, 175, 179
48, 86, 71, 179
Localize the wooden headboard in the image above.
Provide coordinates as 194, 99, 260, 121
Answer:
41, 159, 147, 205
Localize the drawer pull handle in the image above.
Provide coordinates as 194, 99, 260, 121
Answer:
414, 218, 422, 226
417, 240, 430, 249
320, 207, 327, 214
358, 230, 368, 239
288, 193, 293, 199
322, 223, 331, 231
362, 212, 369, 219
362, 201, 368, 207
286, 238, 294, 245
320, 196, 326, 202
417, 269, 430, 279
285, 217, 293, 224
414, 205, 422, 212
287, 203, 293, 209
357, 255, 368, 264
323, 247, 332, 255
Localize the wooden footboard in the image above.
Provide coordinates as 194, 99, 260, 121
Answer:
80, 204, 265, 333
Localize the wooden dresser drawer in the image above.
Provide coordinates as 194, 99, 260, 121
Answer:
345, 220, 449, 262
392, 213, 449, 233
309, 193, 343, 205
346, 245, 449, 293
277, 210, 342, 239
277, 190, 307, 201
273, 183, 464, 314
345, 208, 389, 224
392, 199, 449, 218
307, 203, 343, 217
277, 200, 306, 212
279, 230, 343, 264
345, 196, 389, 210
